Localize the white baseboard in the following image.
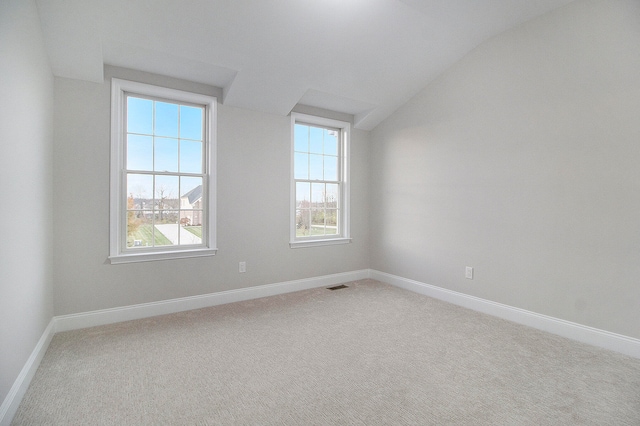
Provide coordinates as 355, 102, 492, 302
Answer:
7, 268, 635, 426
371, 270, 640, 359
55, 269, 371, 333
0, 319, 56, 426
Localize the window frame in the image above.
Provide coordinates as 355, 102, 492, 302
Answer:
109, 78, 217, 264
290, 112, 351, 248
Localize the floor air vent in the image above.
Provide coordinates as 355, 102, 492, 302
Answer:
327, 284, 348, 291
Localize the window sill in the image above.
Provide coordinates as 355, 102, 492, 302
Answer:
109, 248, 218, 264
289, 238, 352, 249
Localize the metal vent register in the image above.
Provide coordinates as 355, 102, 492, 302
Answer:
327, 284, 349, 291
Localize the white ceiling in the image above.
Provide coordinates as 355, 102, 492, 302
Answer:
35, 0, 574, 130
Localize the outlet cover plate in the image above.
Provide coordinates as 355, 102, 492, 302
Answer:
465, 267, 473, 279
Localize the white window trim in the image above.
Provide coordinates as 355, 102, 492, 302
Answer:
109, 78, 217, 264
290, 112, 351, 249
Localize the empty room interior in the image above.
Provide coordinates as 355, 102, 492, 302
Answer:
2, 0, 640, 424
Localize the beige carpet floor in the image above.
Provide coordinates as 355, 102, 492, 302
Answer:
12, 279, 640, 425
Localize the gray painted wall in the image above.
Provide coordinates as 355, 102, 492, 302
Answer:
370, 0, 640, 339
0, 0, 54, 404
52, 67, 370, 316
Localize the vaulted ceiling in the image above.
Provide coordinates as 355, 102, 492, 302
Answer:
36, 0, 574, 130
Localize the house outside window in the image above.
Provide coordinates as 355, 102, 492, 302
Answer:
180, 184, 203, 228
290, 113, 351, 248
109, 78, 217, 263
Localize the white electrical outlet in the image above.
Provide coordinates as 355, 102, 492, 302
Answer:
465, 266, 473, 280
239, 261, 246, 273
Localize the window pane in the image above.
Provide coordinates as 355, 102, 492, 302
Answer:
324, 156, 338, 181
180, 210, 203, 228
181, 176, 202, 194
180, 105, 203, 140
296, 209, 310, 236
294, 124, 309, 152
309, 154, 323, 180
180, 140, 203, 174
311, 209, 325, 235
154, 101, 179, 137
179, 211, 203, 245
326, 184, 339, 208
127, 135, 153, 171
324, 130, 338, 155
154, 138, 178, 172
127, 214, 153, 248
311, 183, 325, 206
180, 177, 203, 209
296, 182, 310, 208
294, 153, 309, 180
155, 175, 179, 212
180, 231, 202, 245
326, 209, 338, 233
127, 174, 153, 207
154, 220, 177, 246
127, 97, 152, 135
309, 126, 323, 154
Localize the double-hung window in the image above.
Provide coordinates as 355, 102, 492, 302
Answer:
109, 78, 217, 263
290, 113, 351, 248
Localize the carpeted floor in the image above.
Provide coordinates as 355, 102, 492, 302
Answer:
12, 279, 640, 425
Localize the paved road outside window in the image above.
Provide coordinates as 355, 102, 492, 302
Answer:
155, 224, 202, 245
